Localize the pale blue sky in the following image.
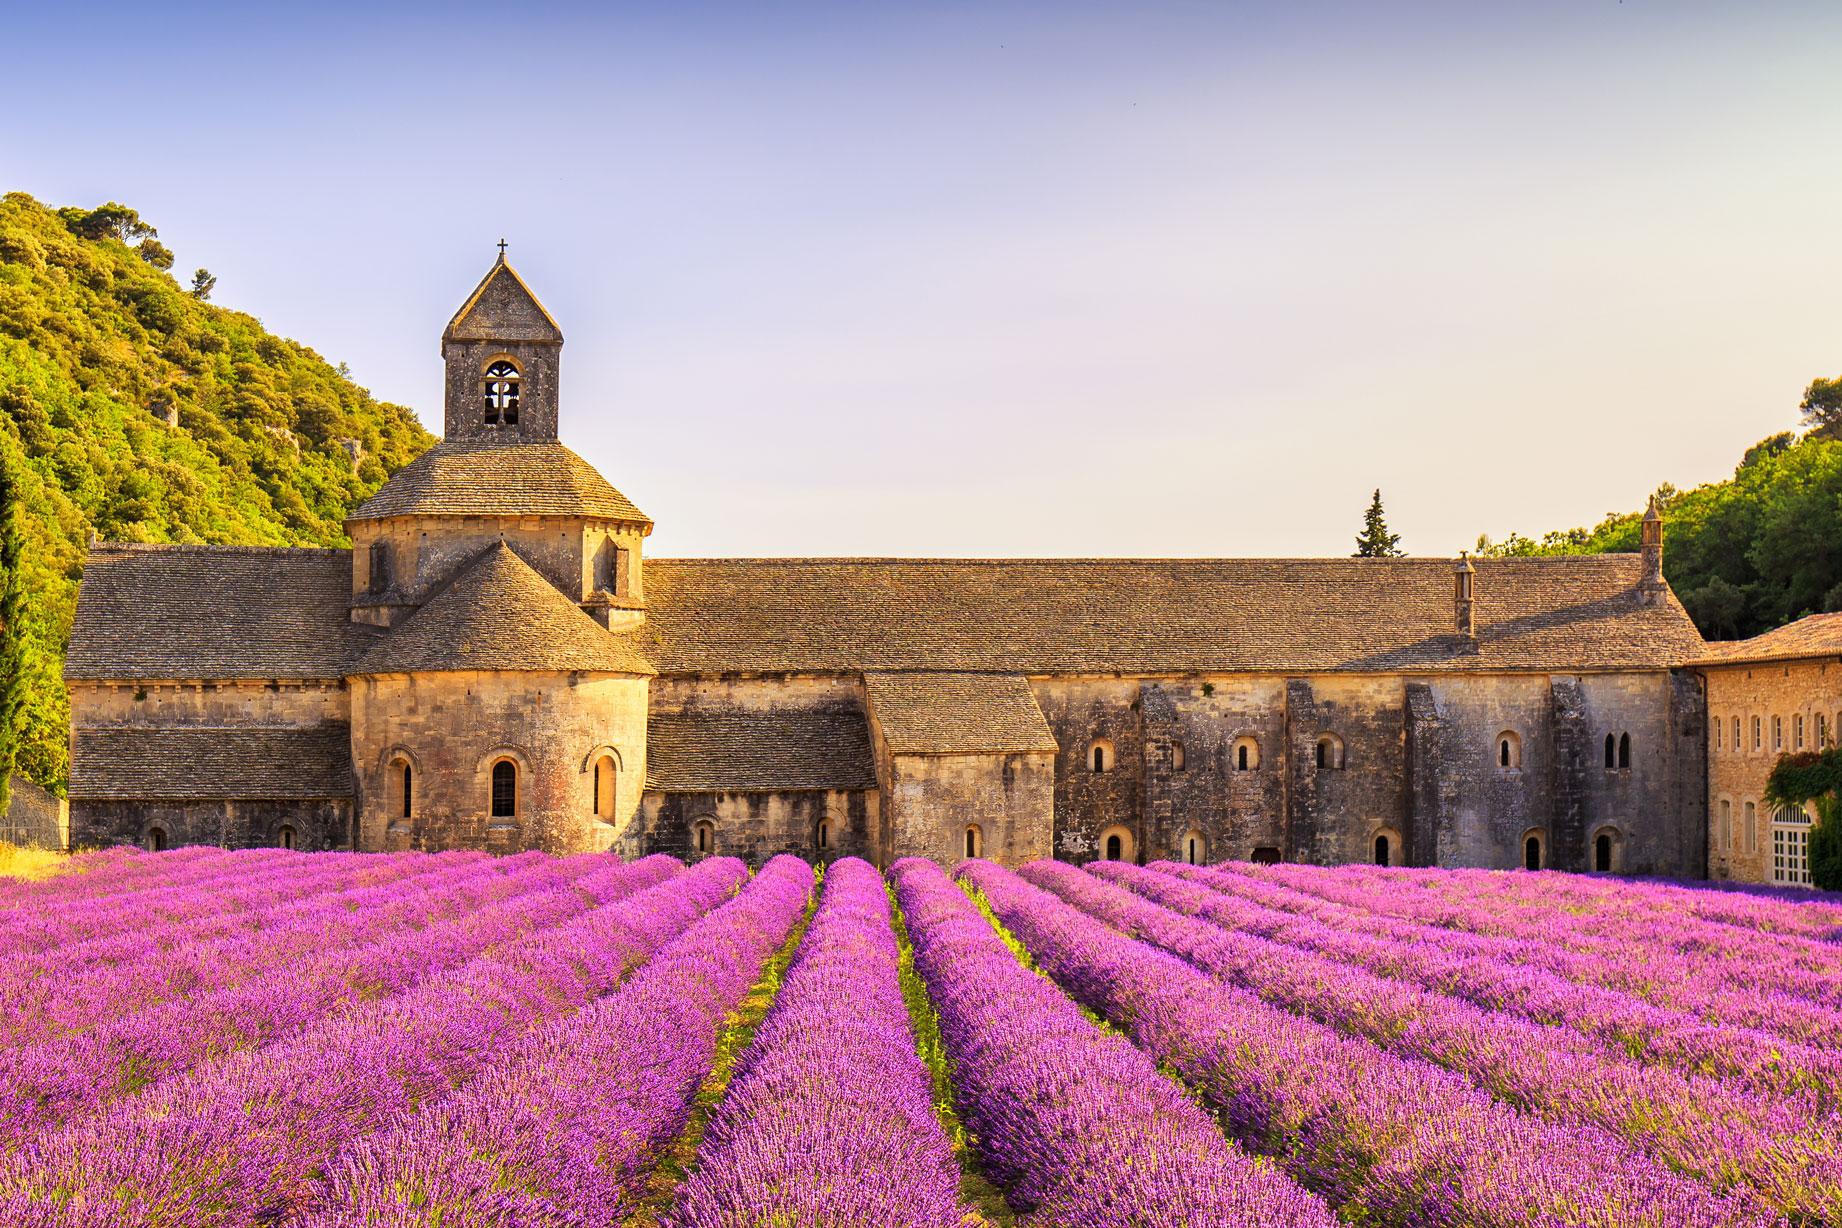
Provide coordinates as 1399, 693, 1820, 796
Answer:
5, 2, 1839, 556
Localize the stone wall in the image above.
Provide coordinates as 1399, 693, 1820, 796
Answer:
3, 777, 67, 850
886, 752, 1055, 866
69, 680, 347, 727
350, 669, 648, 854
349, 516, 646, 624
636, 789, 876, 865
68, 798, 351, 851
1028, 669, 1702, 876
443, 339, 561, 444
1705, 657, 1839, 883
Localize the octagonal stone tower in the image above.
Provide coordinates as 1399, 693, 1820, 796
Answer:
345, 254, 652, 630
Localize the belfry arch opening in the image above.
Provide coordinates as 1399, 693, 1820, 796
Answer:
482, 358, 521, 426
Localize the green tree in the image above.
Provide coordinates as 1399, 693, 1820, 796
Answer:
189, 268, 217, 301
56, 202, 156, 244
0, 191, 433, 792
136, 238, 174, 270
1353, 489, 1403, 557
1801, 376, 1842, 441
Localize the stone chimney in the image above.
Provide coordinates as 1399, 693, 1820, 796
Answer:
1639, 496, 1665, 604
1454, 553, 1476, 642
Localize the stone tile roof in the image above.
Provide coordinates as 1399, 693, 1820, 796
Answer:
68, 725, 354, 800
863, 672, 1059, 755
356, 543, 654, 676
443, 257, 563, 344
640, 556, 1707, 675
646, 707, 877, 792
348, 439, 649, 524
65, 545, 381, 681
1692, 612, 1842, 666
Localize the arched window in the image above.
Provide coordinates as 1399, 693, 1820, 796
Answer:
400, 761, 413, 819
1795, 714, 1805, 750
1181, 829, 1206, 865
1522, 829, 1545, 871
1231, 736, 1260, 772
1740, 801, 1754, 853
1717, 798, 1731, 854
816, 819, 830, 850
1171, 742, 1186, 772
1733, 716, 1741, 753
1618, 733, 1630, 769
1772, 806, 1813, 885
483, 359, 521, 425
692, 818, 716, 856
147, 826, 168, 853
1089, 740, 1114, 773
490, 759, 517, 819
964, 824, 982, 859
277, 824, 296, 851
1751, 715, 1761, 751
592, 754, 617, 820
1820, 713, 1830, 750
1595, 832, 1612, 872
1497, 731, 1522, 770
1771, 715, 1783, 751
1603, 733, 1616, 769
1371, 826, 1402, 867
1713, 716, 1723, 751
1374, 834, 1391, 866
1097, 824, 1135, 864
1315, 734, 1344, 770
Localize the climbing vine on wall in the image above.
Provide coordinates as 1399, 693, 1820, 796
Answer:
1765, 749, 1842, 891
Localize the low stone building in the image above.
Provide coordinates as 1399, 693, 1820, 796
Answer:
62, 256, 1713, 873
1696, 613, 1842, 886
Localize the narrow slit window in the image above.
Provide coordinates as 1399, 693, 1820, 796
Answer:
490, 760, 517, 819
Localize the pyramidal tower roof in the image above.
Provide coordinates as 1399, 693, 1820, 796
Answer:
356, 542, 654, 675
443, 253, 563, 346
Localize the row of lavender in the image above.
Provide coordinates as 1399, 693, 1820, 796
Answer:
2, 847, 1835, 1225
0, 849, 1339, 1226
988, 857, 1842, 1226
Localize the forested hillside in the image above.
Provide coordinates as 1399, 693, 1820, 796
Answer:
0, 193, 432, 796
1476, 402, 1842, 642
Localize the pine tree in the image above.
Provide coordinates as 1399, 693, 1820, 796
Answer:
1353, 489, 1404, 557
0, 444, 24, 816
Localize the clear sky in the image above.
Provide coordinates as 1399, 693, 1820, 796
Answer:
4, 1, 1839, 558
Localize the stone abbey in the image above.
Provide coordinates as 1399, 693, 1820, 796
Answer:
65, 256, 1744, 875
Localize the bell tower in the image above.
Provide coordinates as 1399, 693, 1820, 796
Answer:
440, 246, 565, 444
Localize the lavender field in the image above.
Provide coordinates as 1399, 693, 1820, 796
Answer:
0, 848, 1838, 1227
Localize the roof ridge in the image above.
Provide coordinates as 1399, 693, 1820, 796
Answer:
645, 554, 1642, 566
88, 542, 351, 558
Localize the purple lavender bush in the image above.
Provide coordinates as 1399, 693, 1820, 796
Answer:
895, 856, 1336, 1228
665, 857, 966, 1228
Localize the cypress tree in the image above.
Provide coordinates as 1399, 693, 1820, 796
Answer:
1353, 489, 1404, 557
0, 443, 23, 817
